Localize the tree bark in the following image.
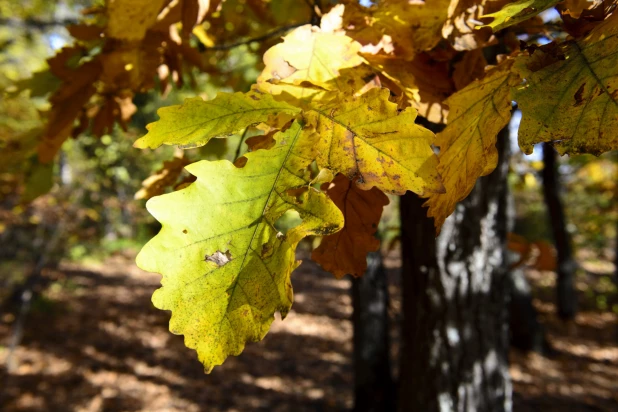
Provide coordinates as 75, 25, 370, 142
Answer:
541, 143, 577, 320
352, 251, 396, 412
398, 129, 512, 412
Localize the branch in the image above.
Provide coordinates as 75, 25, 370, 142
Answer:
0, 17, 79, 30
200, 22, 309, 52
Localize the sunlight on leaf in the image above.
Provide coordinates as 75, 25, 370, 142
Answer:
424, 59, 519, 231
134, 91, 300, 149
481, 0, 560, 32
136, 121, 343, 372
306, 87, 444, 196
515, 13, 618, 155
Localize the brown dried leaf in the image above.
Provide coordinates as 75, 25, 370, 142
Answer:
135, 155, 192, 200
37, 58, 103, 163
452, 48, 488, 90
311, 174, 389, 278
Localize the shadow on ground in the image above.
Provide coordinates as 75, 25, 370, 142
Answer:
0, 254, 353, 411
1, 253, 617, 411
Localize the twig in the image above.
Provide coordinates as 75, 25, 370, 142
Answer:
0, 17, 79, 30
200, 22, 309, 51
234, 128, 250, 161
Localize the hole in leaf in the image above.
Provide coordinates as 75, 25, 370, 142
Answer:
205, 250, 232, 267
274, 210, 302, 235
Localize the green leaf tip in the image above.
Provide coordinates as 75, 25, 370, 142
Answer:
133, 91, 301, 150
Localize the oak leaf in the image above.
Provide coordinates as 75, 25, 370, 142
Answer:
136, 121, 344, 372
481, 0, 560, 32
37, 57, 102, 163
305, 87, 444, 196
560, 0, 602, 18
135, 155, 193, 200
106, 0, 168, 41
515, 13, 618, 155
312, 174, 389, 278
452, 48, 488, 90
342, 0, 450, 60
424, 59, 519, 231
364, 53, 454, 123
442, 0, 500, 51
256, 24, 366, 105
134, 91, 301, 149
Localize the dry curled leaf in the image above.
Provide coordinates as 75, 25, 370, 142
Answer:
312, 174, 389, 278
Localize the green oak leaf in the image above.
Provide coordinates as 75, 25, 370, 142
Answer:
514, 13, 618, 155
481, 0, 560, 32
136, 121, 343, 372
134, 91, 301, 149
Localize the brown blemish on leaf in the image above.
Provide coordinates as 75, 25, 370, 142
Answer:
574, 83, 585, 106
234, 156, 248, 168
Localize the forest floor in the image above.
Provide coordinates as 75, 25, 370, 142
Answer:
1, 251, 617, 411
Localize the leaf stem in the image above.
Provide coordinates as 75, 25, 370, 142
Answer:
199, 22, 309, 52
234, 128, 250, 161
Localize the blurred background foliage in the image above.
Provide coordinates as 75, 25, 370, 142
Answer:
0, 0, 271, 285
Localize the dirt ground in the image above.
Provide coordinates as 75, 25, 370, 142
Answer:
1, 252, 617, 411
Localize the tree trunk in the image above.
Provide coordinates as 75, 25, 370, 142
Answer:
506, 165, 552, 355
398, 129, 512, 412
352, 251, 396, 412
508, 268, 552, 354
541, 143, 577, 320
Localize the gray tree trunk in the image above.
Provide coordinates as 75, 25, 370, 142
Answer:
352, 251, 396, 412
398, 129, 512, 412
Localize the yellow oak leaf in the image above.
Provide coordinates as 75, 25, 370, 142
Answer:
342, 0, 450, 60
312, 174, 389, 278
424, 59, 519, 231
305, 87, 444, 196
442, 0, 503, 51
106, 0, 168, 41
364, 53, 455, 123
515, 12, 618, 155
481, 0, 560, 32
256, 24, 366, 105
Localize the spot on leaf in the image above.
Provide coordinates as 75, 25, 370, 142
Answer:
574, 83, 585, 106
